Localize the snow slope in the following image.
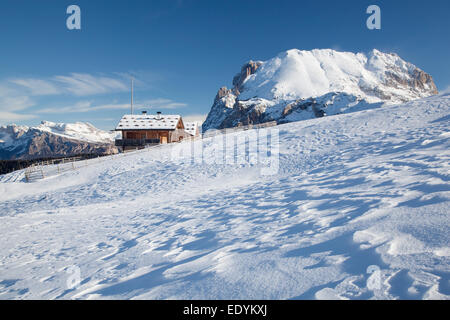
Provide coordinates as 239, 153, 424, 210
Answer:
0, 94, 449, 299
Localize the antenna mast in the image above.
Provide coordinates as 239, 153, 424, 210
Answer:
130, 77, 134, 115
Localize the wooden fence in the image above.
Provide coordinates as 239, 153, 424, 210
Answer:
25, 156, 95, 182
23, 144, 168, 183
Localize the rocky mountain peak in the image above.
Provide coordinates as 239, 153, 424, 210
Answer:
202, 49, 438, 132
231, 60, 263, 95
0, 122, 117, 160
215, 86, 233, 101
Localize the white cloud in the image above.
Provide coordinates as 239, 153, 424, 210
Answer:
10, 73, 129, 97
53, 73, 128, 96
0, 95, 35, 112
143, 98, 188, 110
9, 79, 60, 95
158, 102, 187, 109
0, 111, 37, 123
0, 72, 189, 124
36, 98, 188, 114
182, 113, 207, 125
37, 101, 93, 114
0, 85, 36, 119
89, 103, 132, 112
38, 101, 131, 114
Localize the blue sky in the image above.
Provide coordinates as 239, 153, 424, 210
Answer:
0, 0, 449, 130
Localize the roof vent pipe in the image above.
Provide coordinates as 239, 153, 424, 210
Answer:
156, 111, 162, 120
142, 110, 147, 115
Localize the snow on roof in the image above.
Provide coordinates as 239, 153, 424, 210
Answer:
184, 122, 198, 136
115, 114, 181, 130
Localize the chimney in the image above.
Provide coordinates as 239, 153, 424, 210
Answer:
142, 110, 147, 115
156, 111, 162, 120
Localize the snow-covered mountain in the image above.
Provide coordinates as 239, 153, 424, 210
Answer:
35, 121, 115, 143
203, 49, 438, 131
0, 121, 117, 160
0, 93, 449, 299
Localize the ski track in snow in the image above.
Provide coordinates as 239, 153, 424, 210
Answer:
0, 94, 449, 299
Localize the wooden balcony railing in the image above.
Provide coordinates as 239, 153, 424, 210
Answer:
115, 138, 160, 147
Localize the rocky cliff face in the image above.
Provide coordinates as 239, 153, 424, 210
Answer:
0, 122, 118, 160
202, 49, 438, 131
232, 60, 263, 95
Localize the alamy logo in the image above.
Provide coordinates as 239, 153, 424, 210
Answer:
66, 5, 81, 30
366, 5, 381, 30
170, 128, 279, 176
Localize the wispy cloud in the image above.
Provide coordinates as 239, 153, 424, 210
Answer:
182, 113, 207, 125
0, 85, 37, 123
0, 73, 131, 122
0, 95, 35, 112
9, 79, 60, 95
36, 98, 187, 114
1, 71, 188, 124
38, 101, 129, 114
10, 73, 129, 97
0, 111, 37, 123
144, 98, 188, 110
53, 73, 128, 96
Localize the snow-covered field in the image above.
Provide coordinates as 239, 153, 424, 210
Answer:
0, 94, 449, 299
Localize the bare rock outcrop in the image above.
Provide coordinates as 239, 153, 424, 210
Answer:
232, 60, 262, 95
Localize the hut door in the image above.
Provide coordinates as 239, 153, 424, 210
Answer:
161, 136, 168, 144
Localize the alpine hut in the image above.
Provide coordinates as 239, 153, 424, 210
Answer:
114, 111, 191, 151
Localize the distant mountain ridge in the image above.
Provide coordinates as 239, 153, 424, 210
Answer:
0, 121, 117, 160
202, 49, 438, 131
